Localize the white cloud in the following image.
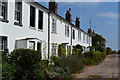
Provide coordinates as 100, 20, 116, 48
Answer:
98, 12, 118, 19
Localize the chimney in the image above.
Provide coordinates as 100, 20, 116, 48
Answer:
49, 0, 58, 14
88, 28, 92, 34
65, 8, 72, 22
75, 17, 80, 28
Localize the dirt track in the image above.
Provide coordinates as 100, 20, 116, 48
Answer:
74, 54, 119, 78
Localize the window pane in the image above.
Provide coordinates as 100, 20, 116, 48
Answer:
0, 36, 7, 51
37, 43, 41, 52
15, 2, 22, 23
29, 41, 35, 50
30, 6, 35, 27
38, 10, 43, 30
52, 19, 56, 33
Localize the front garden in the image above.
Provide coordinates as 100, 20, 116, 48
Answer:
1, 44, 115, 80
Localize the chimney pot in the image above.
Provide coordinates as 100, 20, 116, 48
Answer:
65, 8, 72, 22
75, 17, 80, 28
49, 0, 58, 14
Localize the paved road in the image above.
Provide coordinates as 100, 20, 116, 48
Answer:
74, 54, 119, 78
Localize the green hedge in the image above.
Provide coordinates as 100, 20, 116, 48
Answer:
82, 51, 107, 66
2, 49, 71, 80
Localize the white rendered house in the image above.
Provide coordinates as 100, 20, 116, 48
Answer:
0, 0, 92, 59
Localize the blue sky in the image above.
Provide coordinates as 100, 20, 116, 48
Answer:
39, 2, 118, 50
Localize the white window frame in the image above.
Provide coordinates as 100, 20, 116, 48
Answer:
15, 2, 22, 23
51, 44, 57, 56
0, 0, 5, 18
65, 25, 69, 37
83, 33, 85, 43
72, 29, 75, 39
52, 18, 57, 33
78, 31, 81, 41
0, 36, 7, 51
37, 42, 42, 52
29, 41, 35, 50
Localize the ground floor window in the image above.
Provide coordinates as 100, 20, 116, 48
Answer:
51, 44, 57, 56
37, 42, 41, 52
0, 36, 7, 51
29, 41, 35, 50
67, 45, 71, 55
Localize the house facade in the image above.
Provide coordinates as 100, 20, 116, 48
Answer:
0, 0, 92, 59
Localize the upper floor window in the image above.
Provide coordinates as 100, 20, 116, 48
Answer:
65, 25, 69, 37
0, 0, 8, 20
78, 31, 81, 41
72, 29, 75, 39
30, 5, 35, 27
83, 33, 85, 43
38, 10, 43, 30
52, 18, 57, 33
15, 2, 22, 23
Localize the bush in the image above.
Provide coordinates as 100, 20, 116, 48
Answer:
95, 46, 106, 52
82, 51, 107, 66
45, 66, 69, 79
52, 55, 83, 74
106, 47, 113, 55
2, 49, 43, 80
84, 51, 94, 58
58, 44, 66, 57
10, 49, 41, 69
73, 44, 83, 57
2, 62, 17, 80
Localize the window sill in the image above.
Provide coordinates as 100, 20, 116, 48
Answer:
51, 32, 57, 34
0, 18, 9, 23
38, 29, 43, 32
29, 26, 36, 30
14, 22, 23, 27
65, 35, 69, 37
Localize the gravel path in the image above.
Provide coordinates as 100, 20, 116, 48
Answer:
74, 54, 119, 78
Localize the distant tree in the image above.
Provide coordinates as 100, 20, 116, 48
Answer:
92, 33, 106, 47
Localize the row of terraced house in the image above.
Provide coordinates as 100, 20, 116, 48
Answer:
0, 0, 92, 59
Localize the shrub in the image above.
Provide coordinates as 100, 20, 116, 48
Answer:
106, 47, 113, 55
2, 62, 17, 80
58, 44, 66, 57
3, 49, 43, 80
84, 51, 94, 58
45, 66, 69, 79
52, 55, 83, 74
95, 46, 106, 52
93, 51, 106, 63
82, 58, 95, 66
82, 50, 107, 66
10, 49, 41, 70
73, 44, 83, 57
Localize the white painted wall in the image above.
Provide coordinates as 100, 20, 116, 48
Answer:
0, 0, 92, 59
1, 1, 49, 59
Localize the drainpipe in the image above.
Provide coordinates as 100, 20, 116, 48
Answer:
71, 26, 72, 55
48, 11, 51, 62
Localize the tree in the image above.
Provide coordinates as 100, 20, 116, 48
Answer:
92, 33, 106, 47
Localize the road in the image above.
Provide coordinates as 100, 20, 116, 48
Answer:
74, 54, 119, 78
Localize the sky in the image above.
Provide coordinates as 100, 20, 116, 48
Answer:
38, 1, 118, 51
